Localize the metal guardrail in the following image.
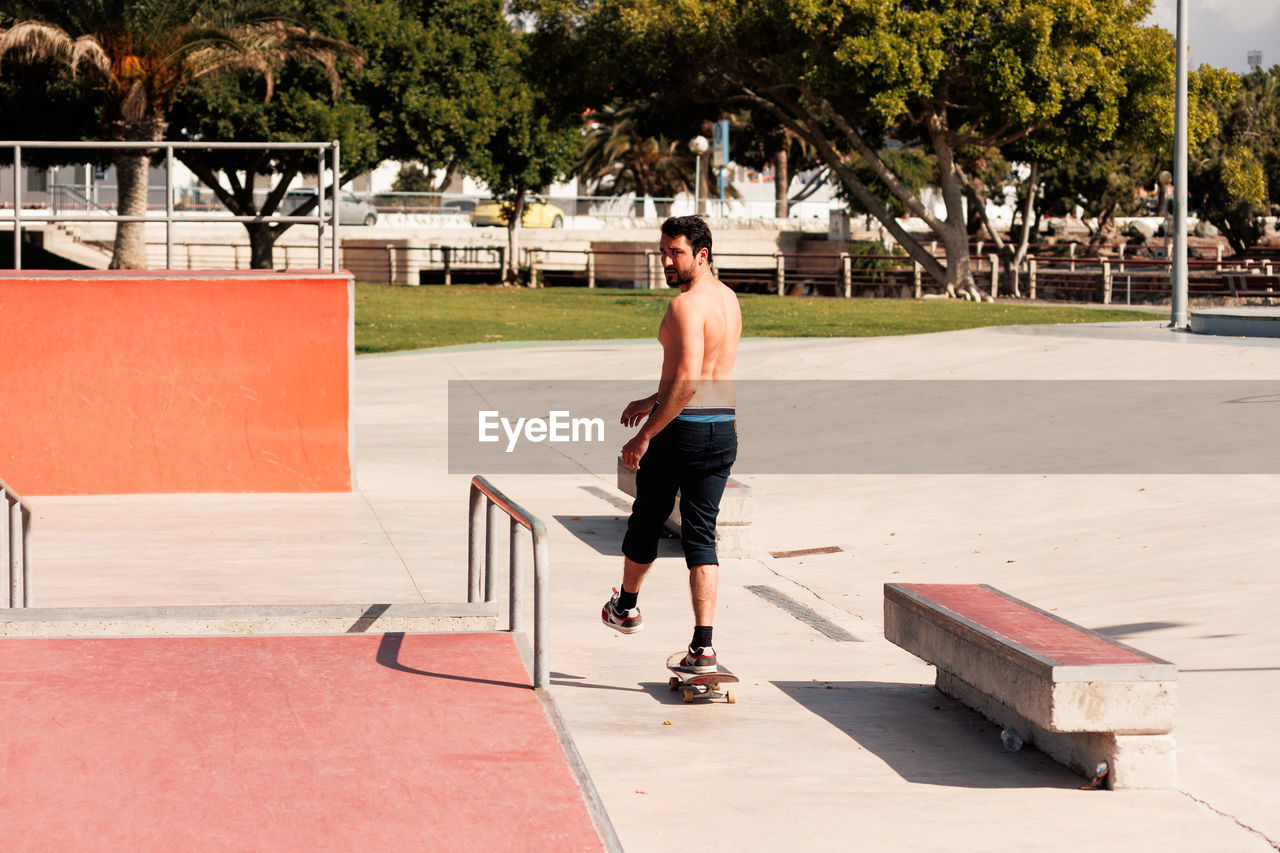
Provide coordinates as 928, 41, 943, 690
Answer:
468, 475, 549, 690
1, 477, 32, 608
3, 139, 341, 272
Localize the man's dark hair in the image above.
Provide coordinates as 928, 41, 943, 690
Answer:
661, 215, 713, 264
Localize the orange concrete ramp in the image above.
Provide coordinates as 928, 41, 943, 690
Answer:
0, 632, 605, 851
0, 270, 353, 495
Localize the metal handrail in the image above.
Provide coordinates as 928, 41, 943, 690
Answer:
3, 139, 341, 272
468, 475, 549, 690
1, 477, 32, 608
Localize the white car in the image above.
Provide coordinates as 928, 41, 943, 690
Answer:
285, 190, 378, 226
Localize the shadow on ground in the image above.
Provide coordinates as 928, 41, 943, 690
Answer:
553, 514, 681, 557
775, 680, 1083, 789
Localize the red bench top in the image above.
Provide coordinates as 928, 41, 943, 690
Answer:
899, 583, 1154, 667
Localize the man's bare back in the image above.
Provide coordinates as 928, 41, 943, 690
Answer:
620, 231, 741, 468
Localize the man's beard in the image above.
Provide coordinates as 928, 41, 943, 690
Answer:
666, 267, 694, 287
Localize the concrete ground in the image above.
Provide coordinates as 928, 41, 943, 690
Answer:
26, 320, 1280, 852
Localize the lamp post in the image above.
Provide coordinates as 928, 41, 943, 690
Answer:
689, 135, 709, 216
1171, 0, 1189, 328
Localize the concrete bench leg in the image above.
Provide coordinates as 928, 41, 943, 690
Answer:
937, 670, 1177, 789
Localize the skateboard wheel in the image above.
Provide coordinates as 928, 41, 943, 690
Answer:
683, 689, 694, 704
669, 677, 680, 691
726, 689, 737, 704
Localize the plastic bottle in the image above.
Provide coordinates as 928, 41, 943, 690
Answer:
1000, 728, 1024, 752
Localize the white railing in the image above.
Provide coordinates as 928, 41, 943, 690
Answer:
3, 140, 341, 271
1, 477, 32, 607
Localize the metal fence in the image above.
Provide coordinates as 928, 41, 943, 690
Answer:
2, 140, 342, 271
2, 476, 32, 608
468, 475, 549, 690
341, 241, 1280, 304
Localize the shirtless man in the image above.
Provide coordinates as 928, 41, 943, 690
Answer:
602, 216, 742, 673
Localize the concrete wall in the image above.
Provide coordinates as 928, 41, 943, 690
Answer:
0, 270, 354, 495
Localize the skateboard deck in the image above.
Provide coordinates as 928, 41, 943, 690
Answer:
666, 651, 740, 704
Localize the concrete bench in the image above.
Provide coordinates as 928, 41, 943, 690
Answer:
884, 583, 1177, 789
616, 456, 753, 559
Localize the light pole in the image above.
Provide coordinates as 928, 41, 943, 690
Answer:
689, 135, 709, 216
1171, 0, 1189, 328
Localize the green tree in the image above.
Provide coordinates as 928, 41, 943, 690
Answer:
1189, 66, 1277, 250
528, 0, 1177, 299
170, 0, 520, 268
462, 27, 580, 283
577, 100, 695, 199
0, 0, 352, 268
392, 163, 435, 194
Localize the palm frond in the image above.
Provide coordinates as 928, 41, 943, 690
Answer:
0, 20, 110, 79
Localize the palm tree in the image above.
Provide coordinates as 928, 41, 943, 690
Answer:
0, 1, 354, 268
578, 102, 694, 201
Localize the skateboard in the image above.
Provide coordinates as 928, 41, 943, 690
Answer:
666, 651, 739, 704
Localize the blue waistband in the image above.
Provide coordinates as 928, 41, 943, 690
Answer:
675, 406, 736, 423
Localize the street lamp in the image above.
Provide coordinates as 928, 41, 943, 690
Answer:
689, 135, 709, 216
1171, 0, 1188, 328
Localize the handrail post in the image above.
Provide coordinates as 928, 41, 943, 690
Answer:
317, 145, 326, 269
14, 143, 22, 270
532, 528, 550, 689
9, 499, 21, 607
331, 140, 341, 273
21, 505, 31, 607
485, 500, 498, 604
165, 145, 175, 269
509, 518, 525, 634
467, 482, 484, 602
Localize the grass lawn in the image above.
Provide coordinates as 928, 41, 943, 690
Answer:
354, 283, 1155, 353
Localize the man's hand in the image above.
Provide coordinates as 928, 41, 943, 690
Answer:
621, 434, 650, 470
621, 396, 657, 428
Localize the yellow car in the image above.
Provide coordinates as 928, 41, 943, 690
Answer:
470, 195, 566, 228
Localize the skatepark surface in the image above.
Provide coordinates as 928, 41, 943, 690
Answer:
17, 319, 1280, 852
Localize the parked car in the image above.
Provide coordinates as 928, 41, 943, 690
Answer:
285, 189, 378, 226
470, 195, 565, 228
439, 199, 477, 215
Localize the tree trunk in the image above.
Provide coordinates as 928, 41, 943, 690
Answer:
505, 189, 526, 284
774, 147, 789, 218
247, 221, 278, 269
1090, 206, 1119, 251
925, 110, 983, 300
1006, 161, 1040, 298
110, 151, 151, 269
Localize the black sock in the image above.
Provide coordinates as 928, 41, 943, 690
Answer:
616, 586, 638, 612
691, 626, 713, 651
